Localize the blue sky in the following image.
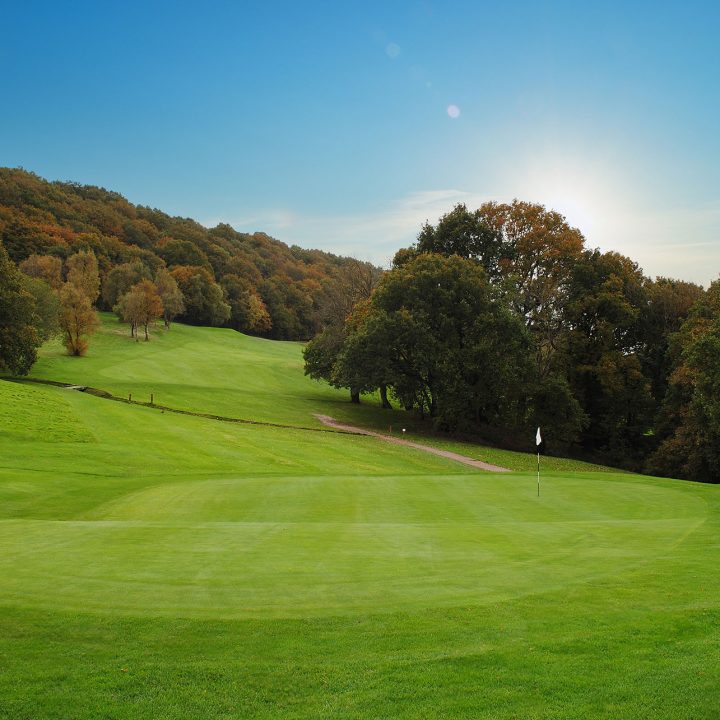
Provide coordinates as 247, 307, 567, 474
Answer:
2, 1, 718, 283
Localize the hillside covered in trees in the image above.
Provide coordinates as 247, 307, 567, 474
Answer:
2, 167, 718, 484
305, 202, 720, 483
0, 167, 373, 340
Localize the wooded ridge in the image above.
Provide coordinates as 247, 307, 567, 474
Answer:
0, 167, 374, 340
1, 168, 718, 483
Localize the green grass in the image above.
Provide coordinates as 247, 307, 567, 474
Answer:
29, 313, 392, 430
0, 317, 718, 718
27, 314, 614, 470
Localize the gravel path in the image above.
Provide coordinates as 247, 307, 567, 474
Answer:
314, 415, 510, 472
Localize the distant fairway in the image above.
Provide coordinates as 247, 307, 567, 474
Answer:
28, 313, 368, 428
1, 318, 718, 719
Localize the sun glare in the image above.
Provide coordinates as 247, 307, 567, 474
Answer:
514, 158, 623, 242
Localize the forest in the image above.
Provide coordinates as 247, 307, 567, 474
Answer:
0, 167, 372, 340
1, 169, 718, 483
304, 202, 720, 483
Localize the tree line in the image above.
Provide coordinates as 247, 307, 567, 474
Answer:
0, 168, 376, 340
2, 167, 716, 483
304, 201, 719, 483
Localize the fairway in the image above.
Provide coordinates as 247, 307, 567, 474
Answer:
28, 314, 365, 428
1, 320, 719, 719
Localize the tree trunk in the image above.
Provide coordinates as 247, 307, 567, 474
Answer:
144, 322, 149, 341
380, 384, 392, 409
350, 389, 360, 404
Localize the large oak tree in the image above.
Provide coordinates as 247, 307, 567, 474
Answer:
332, 253, 533, 431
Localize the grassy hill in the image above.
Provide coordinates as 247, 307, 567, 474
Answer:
0, 318, 718, 718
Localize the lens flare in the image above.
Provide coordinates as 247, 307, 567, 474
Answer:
447, 104, 460, 119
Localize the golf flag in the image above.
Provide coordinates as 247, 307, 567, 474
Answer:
536, 427, 542, 447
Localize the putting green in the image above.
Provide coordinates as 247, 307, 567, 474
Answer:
0, 471, 704, 618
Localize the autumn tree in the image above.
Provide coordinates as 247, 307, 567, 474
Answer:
220, 274, 272, 334
487, 203, 586, 377
303, 260, 380, 403
154, 267, 185, 328
170, 266, 230, 326
318, 260, 380, 328
0, 168, 383, 342
66, 249, 100, 304
416, 201, 585, 378
115, 280, 164, 341
245, 292, 272, 334
102, 260, 151, 308
113, 292, 139, 338
59, 282, 100, 356
408, 201, 589, 445
19, 253, 63, 289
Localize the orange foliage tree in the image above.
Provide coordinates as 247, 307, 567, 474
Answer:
59, 283, 99, 356
115, 280, 164, 341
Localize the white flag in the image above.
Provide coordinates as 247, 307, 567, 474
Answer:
536, 427, 542, 446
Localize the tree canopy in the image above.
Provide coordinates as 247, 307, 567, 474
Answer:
647, 281, 720, 482
0, 167, 378, 340
306, 200, 715, 482
115, 280, 164, 341
0, 240, 42, 374
312, 253, 533, 431
3, 168, 717, 482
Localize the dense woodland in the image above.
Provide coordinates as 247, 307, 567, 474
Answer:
305, 202, 720, 483
1, 168, 718, 483
0, 168, 373, 340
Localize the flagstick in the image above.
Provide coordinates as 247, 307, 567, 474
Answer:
537, 451, 540, 498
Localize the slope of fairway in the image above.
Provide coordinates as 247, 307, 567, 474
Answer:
1, 380, 703, 621
28, 314, 613, 472
2, 322, 719, 719
30, 314, 362, 429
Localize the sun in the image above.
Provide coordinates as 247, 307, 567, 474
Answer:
515, 158, 621, 241
544, 186, 598, 235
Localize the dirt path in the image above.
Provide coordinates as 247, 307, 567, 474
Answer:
314, 415, 510, 472
7, 379, 508, 471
